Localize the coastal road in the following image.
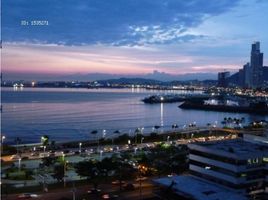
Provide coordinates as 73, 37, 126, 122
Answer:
1, 127, 238, 163
3, 181, 154, 200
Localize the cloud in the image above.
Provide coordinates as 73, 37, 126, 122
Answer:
2, 0, 240, 46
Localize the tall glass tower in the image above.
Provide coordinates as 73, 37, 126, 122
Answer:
250, 41, 263, 88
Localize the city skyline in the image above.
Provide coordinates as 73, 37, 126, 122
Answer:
2, 0, 268, 81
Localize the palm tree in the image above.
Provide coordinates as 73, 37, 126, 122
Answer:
153, 125, 160, 134
113, 130, 121, 134
134, 128, 140, 144
91, 130, 99, 151
172, 124, 178, 132
41, 135, 49, 147
91, 130, 98, 135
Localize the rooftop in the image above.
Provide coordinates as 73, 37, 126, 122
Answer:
153, 175, 247, 200
190, 139, 268, 157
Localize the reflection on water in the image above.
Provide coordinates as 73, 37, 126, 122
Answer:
160, 103, 164, 127
1, 87, 267, 144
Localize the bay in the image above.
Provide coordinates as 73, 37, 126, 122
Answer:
1, 87, 266, 144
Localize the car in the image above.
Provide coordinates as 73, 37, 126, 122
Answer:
123, 183, 135, 191
30, 152, 39, 156
112, 180, 125, 185
87, 188, 101, 194
102, 194, 119, 199
18, 193, 39, 199
135, 177, 148, 182
11, 154, 20, 160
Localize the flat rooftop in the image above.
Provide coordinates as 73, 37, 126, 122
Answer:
190, 139, 268, 156
153, 175, 247, 200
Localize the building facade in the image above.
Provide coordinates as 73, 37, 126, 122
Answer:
251, 42, 264, 88
228, 42, 265, 88
218, 71, 230, 87
188, 139, 268, 198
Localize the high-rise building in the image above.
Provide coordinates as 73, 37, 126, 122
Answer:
251, 41, 263, 88
243, 62, 251, 88
218, 71, 230, 87
238, 69, 245, 87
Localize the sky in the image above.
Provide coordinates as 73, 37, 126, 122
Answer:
2, 0, 268, 80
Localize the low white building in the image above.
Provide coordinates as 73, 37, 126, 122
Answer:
188, 139, 268, 196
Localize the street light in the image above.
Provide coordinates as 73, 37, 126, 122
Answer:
18, 158, 21, 171
102, 129, 106, 138
100, 150, 103, 160
134, 147, 138, 154
141, 127, 144, 134
64, 160, 69, 187
1, 135, 5, 153
167, 136, 170, 143
79, 143, 82, 153
71, 182, 76, 200
43, 146, 46, 156
141, 137, 144, 144
62, 152, 65, 162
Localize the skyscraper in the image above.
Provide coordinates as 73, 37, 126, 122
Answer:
243, 62, 251, 88
218, 71, 230, 87
250, 41, 263, 88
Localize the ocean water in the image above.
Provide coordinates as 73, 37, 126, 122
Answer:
1, 87, 266, 144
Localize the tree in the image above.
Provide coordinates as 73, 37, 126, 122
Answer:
41, 135, 49, 147
52, 164, 65, 182
113, 157, 136, 191
172, 124, 178, 130
98, 157, 117, 180
91, 130, 98, 145
41, 156, 57, 167
113, 130, 121, 134
91, 130, 98, 135
75, 160, 101, 189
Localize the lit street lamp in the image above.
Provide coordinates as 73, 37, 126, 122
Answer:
134, 147, 138, 154
167, 136, 170, 143
100, 150, 103, 160
64, 160, 69, 187
79, 143, 82, 153
102, 129, 106, 138
18, 158, 21, 171
1, 135, 6, 153
141, 137, 144, 144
